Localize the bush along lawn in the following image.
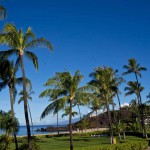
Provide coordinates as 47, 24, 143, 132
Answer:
74, 140, 149, 150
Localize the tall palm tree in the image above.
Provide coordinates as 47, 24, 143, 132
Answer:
0, 23, 53, 149
123, 58, 147, 138
125, 81, 144, 128
0, 60, 24, 150
18, 88, 34, 136
40, 70, 97, 150
89, 66, 116, 144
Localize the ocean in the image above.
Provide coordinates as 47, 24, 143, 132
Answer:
0, 125, 66, 136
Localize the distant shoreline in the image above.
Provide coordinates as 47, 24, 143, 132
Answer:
16, 128, 108, 137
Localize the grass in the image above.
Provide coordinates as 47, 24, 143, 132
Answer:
9, 134, 146, 150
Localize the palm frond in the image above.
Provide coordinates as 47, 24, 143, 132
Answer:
0, 49, 18, 59
25, 38, 54, 51
23, 27, 36, 46
44, 77, 59, 87
40, 96, 68, 119
39, 89, 54, 98
25, 51, 38, 70
61, 113, 68, 118
77, 85, 99, 93
3, 23, 18, 33
0, 81, 7, 91
12, 86, 17, 104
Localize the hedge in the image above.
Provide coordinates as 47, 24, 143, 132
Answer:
74, 140, 148, 150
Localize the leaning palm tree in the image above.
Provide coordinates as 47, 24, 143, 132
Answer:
0, 23, 53, 149
0, 60, 24, 150
89, 66, 116, 144
40, 70, 97, 150
123, 58, 147, 138
40, 89, 66, 135
18, 88, 34, 136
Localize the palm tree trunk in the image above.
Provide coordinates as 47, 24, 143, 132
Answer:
9, 86, 18, 150
118, 130, 121, 141
27, 102, 34, 136
112, 101, 116, 124
116, 93, 122, 140
77, 104, 82, 121
135, 73, 147, 138
57, 112, 59, 135
116, 92, 121, 120
69, 99, 73, 150
96, 110, 98, 131
20, 56, 32, 149
106, 98, 114, 144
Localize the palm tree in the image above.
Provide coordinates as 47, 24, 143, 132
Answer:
125, 81, 144, 129
123, 58, 147, 138
62, 106, 78, 118
73, 99, 84, 121
40, 89, 66, 135
129, 99, 139, 116
89, 98, 102, 130
0, 60, 24, 150
0, 23, 53, 149
0, 110, 19, 150
89, 66, 116, 144
125, 81, 144, 105
39, 78, 67, 135
18, 88, 34, 136
40, 70, 97, 150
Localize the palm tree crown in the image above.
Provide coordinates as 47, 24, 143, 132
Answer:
125, 81, 144, 98
122, 58, 147, 78
0, 23, 53, 70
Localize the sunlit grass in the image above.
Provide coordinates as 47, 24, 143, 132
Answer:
9, 134, 145, 150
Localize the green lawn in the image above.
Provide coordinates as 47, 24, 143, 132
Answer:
9, 134, 145, 150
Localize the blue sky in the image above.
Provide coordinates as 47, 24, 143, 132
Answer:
0, 0, 150, 125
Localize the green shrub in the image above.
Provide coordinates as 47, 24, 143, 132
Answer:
18, 140, 40, 150
74, 140, 148, 150
0, 135, 11, 150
